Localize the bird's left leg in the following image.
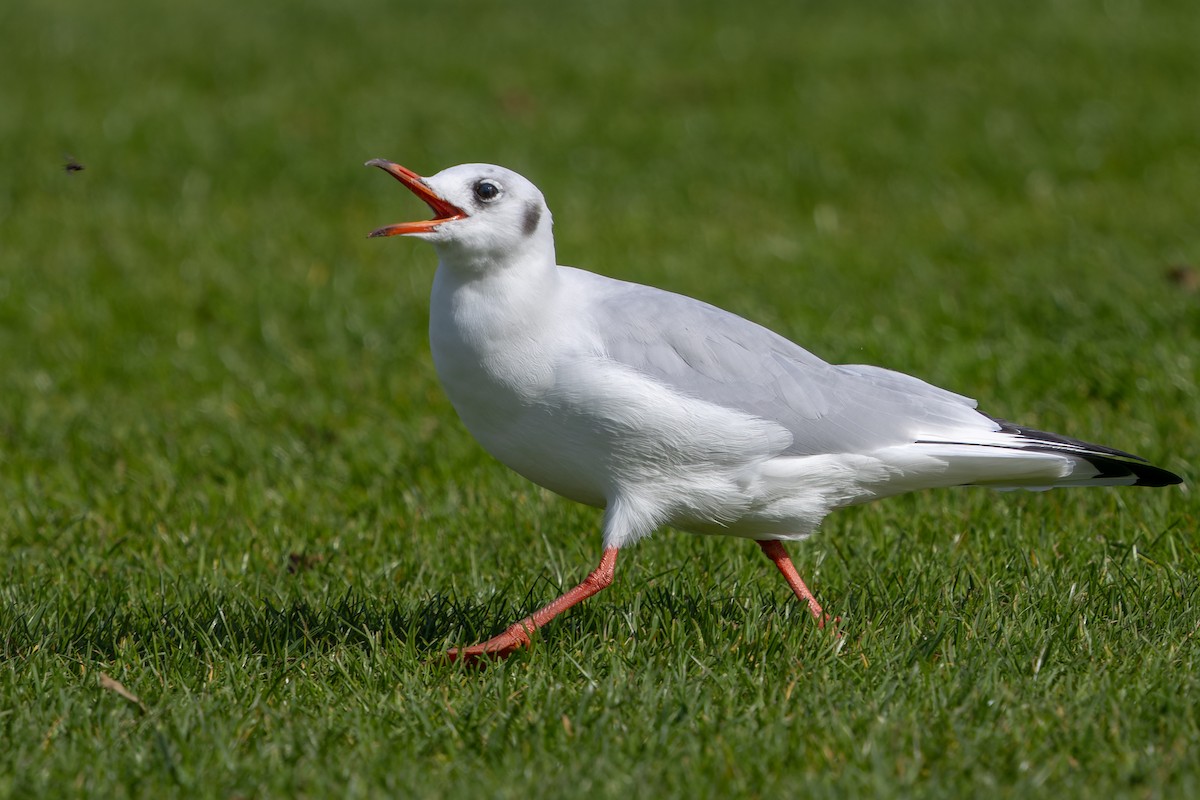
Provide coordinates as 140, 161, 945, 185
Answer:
757, 539, 831, 628
446, 547, 619, 664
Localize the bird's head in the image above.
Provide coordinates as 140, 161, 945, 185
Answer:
366, 160, 554, 273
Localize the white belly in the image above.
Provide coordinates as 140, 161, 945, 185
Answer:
432, 331, 800, 520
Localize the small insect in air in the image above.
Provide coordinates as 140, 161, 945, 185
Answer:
64, 156, 85, 173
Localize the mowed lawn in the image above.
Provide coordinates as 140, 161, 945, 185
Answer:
2, 0, 1197, 796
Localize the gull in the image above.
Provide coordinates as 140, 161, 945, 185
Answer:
364, 159, 1182, 662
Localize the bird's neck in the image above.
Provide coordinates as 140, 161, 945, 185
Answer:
428, 249, 565, 410
432, 233, 556, 280
430, 246, 561, 356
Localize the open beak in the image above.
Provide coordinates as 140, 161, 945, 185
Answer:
365, 159, 467, 237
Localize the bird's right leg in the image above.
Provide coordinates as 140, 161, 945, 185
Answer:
446, 547, 619, 664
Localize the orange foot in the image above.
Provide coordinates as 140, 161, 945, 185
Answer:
444, 624, 532, 666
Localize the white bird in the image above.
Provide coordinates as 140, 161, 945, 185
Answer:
364, 159, 1182, 663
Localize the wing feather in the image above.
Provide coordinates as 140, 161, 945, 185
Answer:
572, 269, 996, 457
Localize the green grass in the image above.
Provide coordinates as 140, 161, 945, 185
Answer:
2, 0, 1198, 796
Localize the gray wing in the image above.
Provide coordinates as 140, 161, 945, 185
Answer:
578, 270, 996, 457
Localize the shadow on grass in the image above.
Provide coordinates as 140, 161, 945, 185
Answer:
3, 578, 779, 664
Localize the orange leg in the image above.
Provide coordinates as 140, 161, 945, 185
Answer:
758, 539, 830, 628
447, 547, 619, 664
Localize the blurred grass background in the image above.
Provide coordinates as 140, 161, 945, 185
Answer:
1, 0, 1197, 797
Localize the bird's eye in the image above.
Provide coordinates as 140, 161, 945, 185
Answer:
474, 180, 501, 202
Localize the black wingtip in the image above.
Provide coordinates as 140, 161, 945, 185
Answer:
1129, 462, 1183, 487
1089, 456, 1183, 487
989, 417, 1183, 487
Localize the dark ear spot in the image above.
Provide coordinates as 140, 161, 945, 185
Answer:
522, 202, 542, 236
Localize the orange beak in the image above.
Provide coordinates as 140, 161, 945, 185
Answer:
365, 159, 467, 237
